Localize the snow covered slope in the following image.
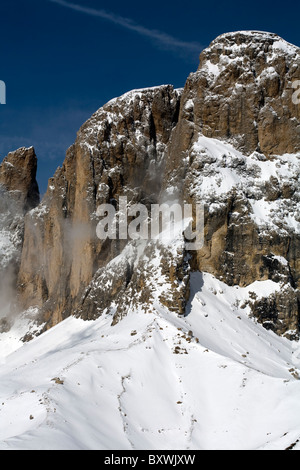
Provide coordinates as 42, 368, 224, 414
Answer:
0, 272, 299, 450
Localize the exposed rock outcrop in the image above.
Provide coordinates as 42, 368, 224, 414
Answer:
162, 31, 300, 338
186, 31, 300, 156
0, 146, 39, 212
4, 31, 299, 340
0, 147, 40, 327
17, 86, 181, 330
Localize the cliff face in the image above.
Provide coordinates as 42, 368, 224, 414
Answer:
163, 31, 300, 196
17, 86, 181, 328
186, 31, 300, 156
163, 31, 300, 337
0, 146, 39, 212
0, 147, 39, 331
10, 31, 300, 339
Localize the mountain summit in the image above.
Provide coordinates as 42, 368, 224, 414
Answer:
0, 31, 300, 449
11, 30, 299, 338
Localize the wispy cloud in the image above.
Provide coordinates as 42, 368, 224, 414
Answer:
48, 0, 202, 54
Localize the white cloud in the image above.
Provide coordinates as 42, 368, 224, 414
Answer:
48, 0, 202, 53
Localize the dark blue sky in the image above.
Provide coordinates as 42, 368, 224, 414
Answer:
0, 0, 299, 194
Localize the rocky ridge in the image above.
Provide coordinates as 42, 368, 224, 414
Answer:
0, 147, 39, 331
1, 31, 300, 340
17, 86, 182, 329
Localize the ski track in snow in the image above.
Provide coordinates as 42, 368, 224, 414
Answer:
0, 272, 300, 450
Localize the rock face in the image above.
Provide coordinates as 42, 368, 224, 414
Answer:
162, 31, 300, 338
7, 31, 300, 339
162, 31, 300, 198
0, 147, 40, 212
17, 86, 181, 329
0, 147, 40, 328
186, 31, 300, 156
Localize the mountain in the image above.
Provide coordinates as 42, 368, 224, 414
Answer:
0, 147, 39, 334
0, 30, 300, 450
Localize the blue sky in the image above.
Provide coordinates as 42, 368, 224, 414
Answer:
0, 0, 299, 194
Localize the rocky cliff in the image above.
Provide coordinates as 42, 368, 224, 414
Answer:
163, 31, 300, 337
17, 86, 182, 329
2, 31, 300, 340
0, 147, 39, 331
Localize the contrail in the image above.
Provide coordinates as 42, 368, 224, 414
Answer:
48, 0, 202, 53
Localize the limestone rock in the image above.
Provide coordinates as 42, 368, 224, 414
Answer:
0, 147, 40, 320
189, 31, 300, 156
161, 31, 300, 337
0, 146, 39, 212
17, 86, 181, 330
8, 32, 300, 340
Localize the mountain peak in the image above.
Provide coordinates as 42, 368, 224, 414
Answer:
214, 30, 282, 41
199, 30, 299, 74
0, 146, 40, 212
210, 30, 298, 51
185, 30, 300, 156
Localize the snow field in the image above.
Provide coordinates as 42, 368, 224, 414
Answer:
0, 273, 299, 450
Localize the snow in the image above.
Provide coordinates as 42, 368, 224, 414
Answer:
198, 31, 299, 89
1, 60, 300, 449
0, 230, 17, 269
218, 30, 278, 39
189, 136, 300, 234
106, 85, 175, 107
184, 99, 194, 110
0, 272, 299, 450
213, 31, 298, 56
1, 125, 299, 449
272, 255, 288, 266
0, 308, 43, 360
204, 61, 221, 80
78, 85, 182, 160
272, 39, 299, 56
